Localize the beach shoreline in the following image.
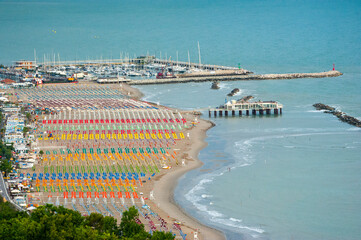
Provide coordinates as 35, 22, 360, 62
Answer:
14, 81, 225, 240
125, 83, 226, 240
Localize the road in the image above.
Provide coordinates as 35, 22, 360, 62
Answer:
0, 173, 24, 211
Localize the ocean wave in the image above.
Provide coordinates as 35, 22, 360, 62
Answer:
218, 82, 230, 90
184, 145, 260, 236
211, 217, 265, 234
185, 182, 265, 234
284, 145, 295, 148
201, 194, 213, 198
229, 217, 243, 223
307, 110, 324, 113
347, 127, 360, 131
184, 130, 357, 238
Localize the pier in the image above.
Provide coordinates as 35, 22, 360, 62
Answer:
152, 59, 239, 71
209, 100, 283, 117
128, 71, 343, 85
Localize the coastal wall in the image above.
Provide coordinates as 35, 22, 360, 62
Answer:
128, 70, 342, 85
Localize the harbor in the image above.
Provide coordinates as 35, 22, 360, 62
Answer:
0, 56, 342, 88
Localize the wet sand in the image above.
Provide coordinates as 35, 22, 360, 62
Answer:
125, 82, 225, 239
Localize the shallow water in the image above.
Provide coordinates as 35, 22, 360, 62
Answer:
137, 74, 361, 239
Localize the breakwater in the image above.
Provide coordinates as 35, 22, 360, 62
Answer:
128, 70, 342, 85
313, 103, 361, 128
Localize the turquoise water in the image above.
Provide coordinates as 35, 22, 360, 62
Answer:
138, 75, 361, 240
1, 0, 361, 239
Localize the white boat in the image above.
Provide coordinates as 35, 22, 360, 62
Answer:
127, 71, 142, 77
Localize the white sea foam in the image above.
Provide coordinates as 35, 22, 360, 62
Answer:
233, 89, 243, 96
284, 145, 295, 148
229, 217, 243, 223
211, 216, 265, 234
218, 82, 230, 90
307, 110, 323, 113
201, 194, 212, 198
347, 127, 360, 131
185, 130, 357, 237
184, 138, 264, 236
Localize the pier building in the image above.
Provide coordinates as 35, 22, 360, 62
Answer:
209, 100, 283, 117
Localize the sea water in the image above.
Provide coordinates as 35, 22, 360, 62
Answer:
137, 75, 361, 240
1, 0, 361, 239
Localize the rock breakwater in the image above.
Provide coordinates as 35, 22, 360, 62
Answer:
313, 103, 361, 128
128, 71, 343, 85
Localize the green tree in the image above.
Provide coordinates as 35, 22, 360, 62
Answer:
23, 126, 30, 134
26, 112, 32, 122
0, 202, 175, 240
84, 212, 105, 230
151, 231, 175, 240
0, 198, 21, 220
0, 158, 13, 174
120, 206, 150, 239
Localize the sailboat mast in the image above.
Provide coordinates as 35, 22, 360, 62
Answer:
198, 41, 202, 68
34, 49, 37, 66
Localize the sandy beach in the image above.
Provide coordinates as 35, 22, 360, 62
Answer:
14, 82, 225, 240
125, 83, 226, 239
150, 118, 225, 240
